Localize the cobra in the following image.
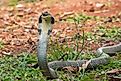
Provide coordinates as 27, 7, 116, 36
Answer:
37, 12, 121, 79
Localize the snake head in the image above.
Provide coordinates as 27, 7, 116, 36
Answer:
39, 11, 55, 24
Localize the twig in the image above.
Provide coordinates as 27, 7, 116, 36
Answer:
58, 53, 68, 60
75, 29, 85, 60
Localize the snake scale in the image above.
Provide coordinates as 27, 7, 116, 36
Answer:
37, 12, 121, 79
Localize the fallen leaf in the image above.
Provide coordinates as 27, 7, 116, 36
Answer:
79, 60, 91, 71
63, 66, 79, 73
106, 69, 121, 75
106, 69, 121, 81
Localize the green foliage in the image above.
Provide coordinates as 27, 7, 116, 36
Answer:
66, 14, 93, 23
85, 32, 99, 42
84, 26, 121, 43
48, 32, 88, 61
1, 52, 119, 81
9, 0, 18, 6
24, 0, 37, 3
0, 41, 4, 49
0, 53, 46, 81
98, 26, 121, 41
8, 0, 37, 6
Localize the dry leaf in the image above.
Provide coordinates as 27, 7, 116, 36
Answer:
79, 60, 91, 71
63, 66, 79, 73
106, 69, 121, 75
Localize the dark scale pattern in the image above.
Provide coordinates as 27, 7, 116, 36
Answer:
48, 30, 52, 35
39, 15, 42, 23
51, 17, 55, 24
38, 28, 41, 35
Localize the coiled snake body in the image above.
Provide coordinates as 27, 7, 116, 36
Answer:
37, 12, 121, 79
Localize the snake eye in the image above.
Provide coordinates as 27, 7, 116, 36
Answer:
39, 15, 42, 23
51, 17, 55, 24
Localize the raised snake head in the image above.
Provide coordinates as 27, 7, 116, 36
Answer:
38, 12, 55, 35
39, 11, 55, 24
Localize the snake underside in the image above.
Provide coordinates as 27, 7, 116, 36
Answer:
37, 12, 121, 79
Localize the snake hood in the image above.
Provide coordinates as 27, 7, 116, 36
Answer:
38, 12, 54, 35
39, 12, 54, 24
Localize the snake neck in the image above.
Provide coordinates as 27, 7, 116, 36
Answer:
37, 19, 55, 78
37, 22, 51, 67
37, 12, 58, 79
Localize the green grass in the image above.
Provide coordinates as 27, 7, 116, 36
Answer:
65, 13, 94, 24
9, 0, 18, 6
0, 41, 4, 49
0, 53, 120, 81
24, 0, 37, 3
8, 0, 37, 6
0, 53, 46, 81
0, 14, 121, 81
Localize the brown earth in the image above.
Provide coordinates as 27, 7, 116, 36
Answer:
0, 0, 121, 56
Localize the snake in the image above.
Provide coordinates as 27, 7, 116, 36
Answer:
37, 11, 121, 79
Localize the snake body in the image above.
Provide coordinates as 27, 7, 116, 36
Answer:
37, 12, 121, 79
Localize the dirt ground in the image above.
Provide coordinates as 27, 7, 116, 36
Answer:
0, 0, 121, 56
